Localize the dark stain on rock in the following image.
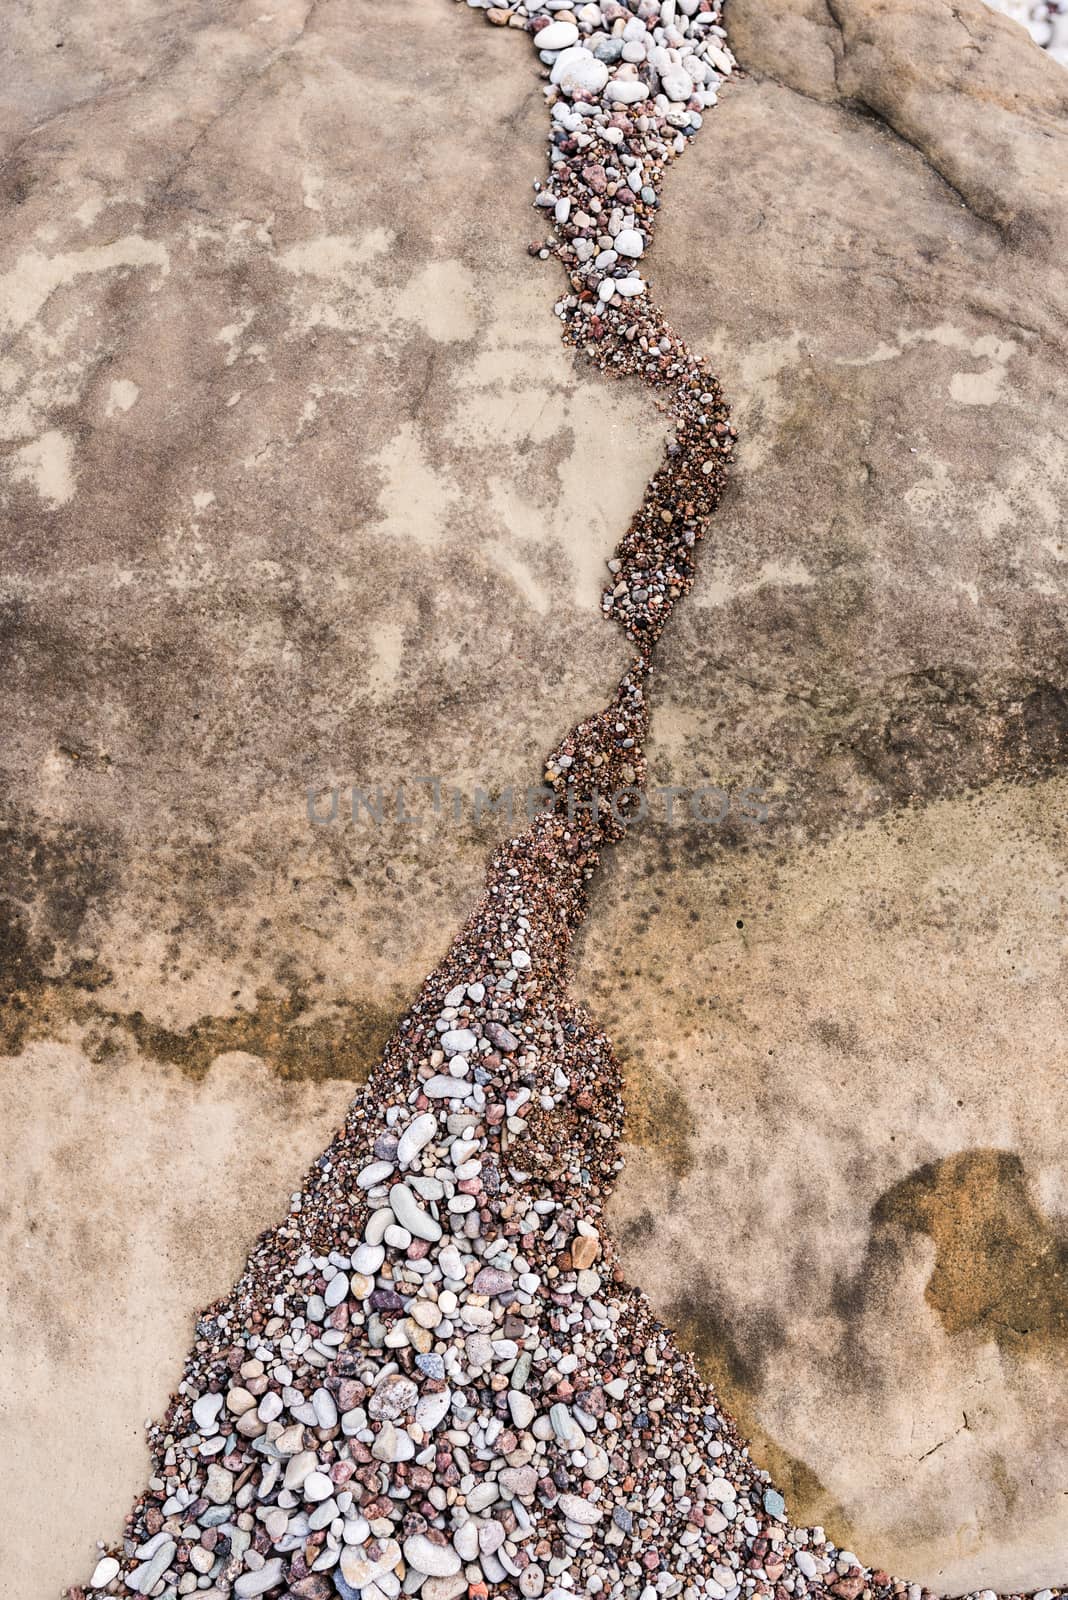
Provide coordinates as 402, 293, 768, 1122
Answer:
870, 1147, 1068, 1351
0, 815, 400, 1081
91, 988, 398, 1084
641, 662, 1068, 876
621, 1049, 698, 1179
665, 1274, 853, 1544
1, 928, 396, 1084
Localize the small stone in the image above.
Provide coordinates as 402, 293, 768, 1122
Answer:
438, 1245, 465, 1279
357, 1160, 394, 1188
465, 1481, 500, 1514
372, 1420, 415, 1462
415, 1388, 452, 1431
557, 1493, 602, 1526
478, 1520, 506, 1556
440, 1028, 477, 1055
763, 1487, 786, 1520
452, 1523, 480, 1562
536, 20, 579, 49
389, 1182, 442, 1241
192, 1392, 224, 1433
351, 1242, 385, 1275
403, 1533, 462, 1578
90, 1557, 120, 1589
303, 1470, 334, 1501
204, 1464, 234, 1505
604, 79, 647, 104
570, 1233, 600, 1269
472, 1266, 514, 1297
424, 1074, 474, 1100
614, 228, 644, 258
234, 1561, 284, 1598
508, 1391, 536, 1429
550, 46, 609, 95
325, 1272, 349, 1307
423, 1578, 467, 1600
313, 1387, 338, 1428
397, 1112, 438, 1165
368, 1372, 418, 1420
498, 1466, 537, 1499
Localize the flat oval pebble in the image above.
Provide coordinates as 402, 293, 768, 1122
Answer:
339, 1540, 401, 1589
90, 1557, 120, 1589
424, 1073, 473, 1099
614, 227, 644, 257
535, 19, 579, 48
439, 1028, 476, 1055
389, 1181, 443, 1240
604, 79, 647, 102
507, 1391, 536, 1428
396, 1111, 438, 1164
403, 1533, 462, 1578
324, 1271, 349, 1306
550, 44, 609, 93
453, 1522, 480, 1561
302, 1470, 334, 1501
191, 1392, 224, 1432
557, 1493, 602, 1525
351, 1242, 385, 1274
415, 1387, 451, 1431
234, 1558, 284, 1597
424, 1578, 467, 1600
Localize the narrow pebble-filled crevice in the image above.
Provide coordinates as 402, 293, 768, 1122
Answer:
66, 5, 1063, 1600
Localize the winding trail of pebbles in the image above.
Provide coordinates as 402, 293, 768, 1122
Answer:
68, 5, 1061, 1600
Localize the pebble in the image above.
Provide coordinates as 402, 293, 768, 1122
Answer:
204, 1464, 233, 1505
233, 1561, 284, 1598
324, 1271, 349, 1307
192, 1392, 224, 1432
403, 1533, 462, 1578
614, 227, 644, 257
90, 1558, 120, 1589
536, 19, 579, 48
499, 1466, 538, 1499
415, 1388, 452, 1430
440, 1028, 477, 1055
339, 1540, 401, 1589
424, 1578, 467, 1600
396, 1111, 438, 1164
508, 1391, 536, 1428
550, 45, 610, 94
389, 1181, 443, 1241
558, 1493, 602, 1525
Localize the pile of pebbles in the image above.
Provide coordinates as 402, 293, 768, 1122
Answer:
68, 6, 1061, 1600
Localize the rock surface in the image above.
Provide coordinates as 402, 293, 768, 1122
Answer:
1, 0, 1066, 1596
589, 0, 1068, 1588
